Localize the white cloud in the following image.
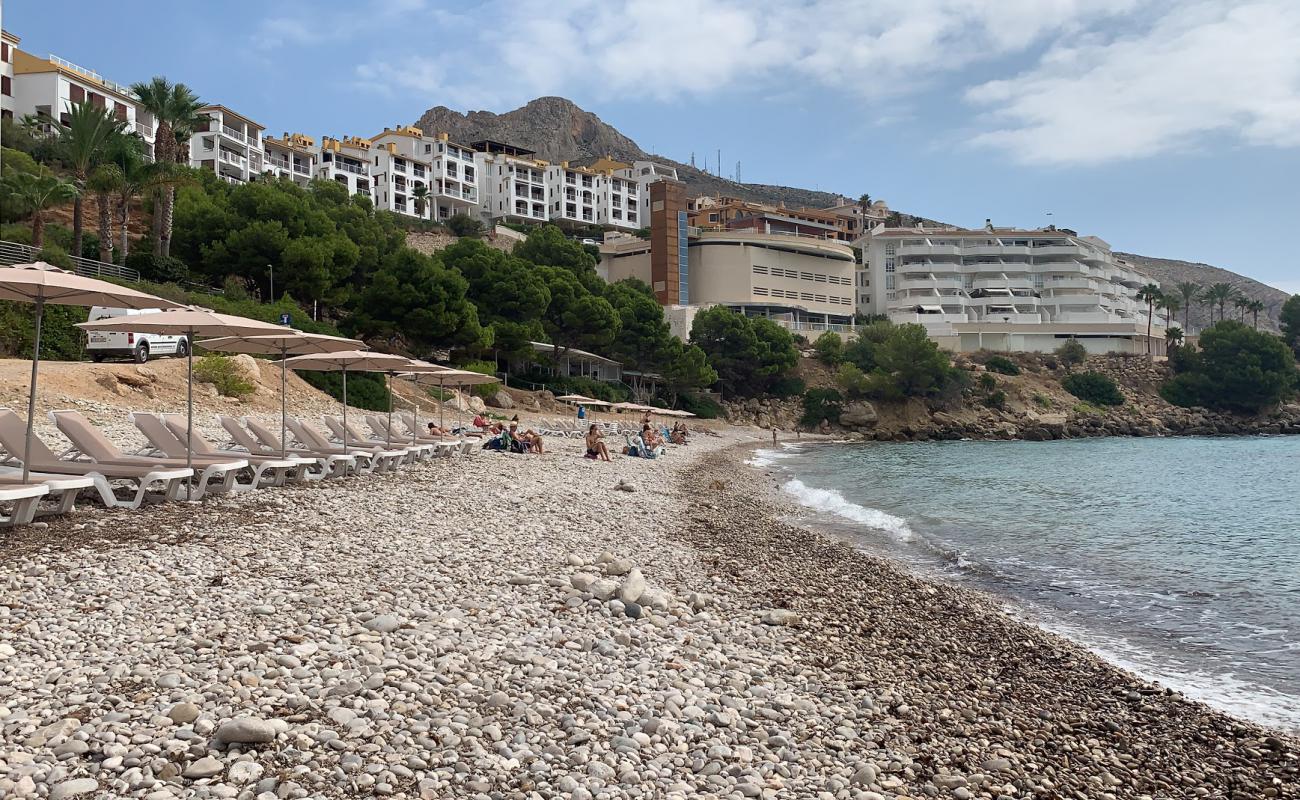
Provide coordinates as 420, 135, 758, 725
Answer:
965, 1, 1300, 164
348, 0, 1142, 106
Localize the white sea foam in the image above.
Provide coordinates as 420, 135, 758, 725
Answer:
782, 478, 915, 542
745, 447, 792, 468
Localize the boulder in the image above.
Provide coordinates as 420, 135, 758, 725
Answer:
228, 354, 262, 387
618, 568, 647, 604
215, 716, 276, 744
839, 401, 878, 429
486, 389, 515, 410
762, 609, 802, 626
538, 390, 557, 411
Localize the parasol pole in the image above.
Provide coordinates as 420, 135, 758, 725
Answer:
186, 326, 195, 498
439, 377, 445, 431
280, 344, 288, 459
21, 295, 45, 484
341, 365, 349, 456
385, 372, 394, 448
411, 387, 418, 447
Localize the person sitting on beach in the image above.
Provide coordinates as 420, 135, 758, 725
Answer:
481, 422, 509, 451
516, 425, 545, 454
426, 422, 451, 437
585, 424, 611, 461
670, 421, 688, 445
640, 424, 666, 457
505, 423, 527, 453
472, 413, 489, 429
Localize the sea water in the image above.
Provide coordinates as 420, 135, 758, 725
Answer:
750, 436, 1300, 732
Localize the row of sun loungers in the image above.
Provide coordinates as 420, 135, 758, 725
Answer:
0, 406, 475, 528
537, 419, 642, 438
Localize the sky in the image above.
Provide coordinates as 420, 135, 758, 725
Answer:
6, 0, 1298, 294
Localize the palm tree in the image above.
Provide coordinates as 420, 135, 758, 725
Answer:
1175, 281, 1200, 330
54, 101, 127, 257
412, 183, 431, 219
1232, 293, 1251, 323
3, 171, 79, 248
100, 134, 150, 259
86, 164, 123, 263
1166, 326, 1184, 348
131, 77, 203, 257
1201, 283, 1234, 324
1247, 299, 1266, 329
1136, 283, 1161, 354
1158, 295, 1181, 329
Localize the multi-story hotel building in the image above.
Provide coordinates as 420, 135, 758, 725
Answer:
1, 30, 19, 121
261, 132, 316, 185
861, 223, 1164, 354
367, 127, 479, 221
474, 140, 549, 224
316, 135, 374, 201
188, 105, 264, 184
545, 162, 608, 226
8, 47, 155, 156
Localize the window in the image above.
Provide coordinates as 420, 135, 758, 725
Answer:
0, 76, 9, 97
69, 84, 86, 103
1, 43, 8, 63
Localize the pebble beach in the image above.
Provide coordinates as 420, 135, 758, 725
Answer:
1, 406, 1297, 799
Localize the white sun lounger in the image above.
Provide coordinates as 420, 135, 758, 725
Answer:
0, 480, 49, 527
283, 417, 397, 475
323, 416, 428, 463
0, 468, 96, 521
0, 409, 192, 509
49, 410, 244, 500
367, 415, 462, 458
220, 416, 352, 480
130, 412, 304, 490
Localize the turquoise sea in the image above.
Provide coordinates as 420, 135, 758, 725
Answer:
750, 436, 1300, 732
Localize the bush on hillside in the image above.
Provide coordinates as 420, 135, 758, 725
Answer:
0, 300, 87, 360
812, 332, 844, 365
447, 213, 484, 238
1062, 371, 1125, 406
1056, 339, 1087, 371
456, 359, 501, 399
983, 389, 1007, 410
512, 371, 630, 403
298, 370, 391, 412
125, 252, 190, 284
977, 373, 997, 392
1160, 320, 1298, 413
983, 354, 1021, 375
801, 387, 843, 428
194, 354, 255, 398
35, 244, 74, 269
676, 392, 722, 420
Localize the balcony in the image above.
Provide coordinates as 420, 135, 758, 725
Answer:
335, 162, 365, 175
265, 155, 290, 171
971, 278, 1033, 291
217, 174, 244, 185
413, 165, 427, 178
219, 150, 246, 167
1045, 278, 1100, 291
1052, 311, 1121, 324
974, 312, 1044, 324
898, 244, 960, 257
965, 244, 1032, 257
393, 161, 407, 173
1031, 244, 1089, 258
891, 311, 970, 325
133, 121, 153, 138
293, 162, 310, 175
220, 125, 248, 143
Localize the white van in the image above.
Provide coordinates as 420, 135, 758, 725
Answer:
85, 307, 189, 364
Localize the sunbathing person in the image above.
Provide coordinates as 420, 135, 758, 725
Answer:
516, 425, 544, 454
585, 424, 611, 461
670, 422, 688, 445
426, 422, 452, 437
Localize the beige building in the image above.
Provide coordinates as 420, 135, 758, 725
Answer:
603, 228, 856, 339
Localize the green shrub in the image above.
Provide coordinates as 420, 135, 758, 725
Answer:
983, 389, 1007, 410
984, 355, 1021, 375
298, 370, 390, 411
1056, 339, 1087, 371
837, 363, 871, 397
457, 359, 501, 399
801, 387, 843, 427
35, 244, 74, 269
768, 374, 806, 398
1062, 371, 1124, 406
677, 392, 722, 419
0, 300, 87, 360
125, 252, 190, 284
194, 354, 255, 398
977, 373, 997, 392
812, 332, 844, 365
447, 213, 484, 238
1073, 401, 1103, 415
1159, 321, 1298, 413
1032, 393, 1053, 408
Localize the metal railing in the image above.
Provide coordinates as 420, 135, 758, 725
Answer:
134, 121, 153, 138
49, 54, 132, 96
0, 239, 140, 281
221, 125, 247, 142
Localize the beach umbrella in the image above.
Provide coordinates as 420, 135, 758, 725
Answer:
197, 332, 363, 457
280, 350, 410, 455
0, 262, 175, 482
388, 359, 456, 446
79, 308, 290, 484
400, 366, 498, 434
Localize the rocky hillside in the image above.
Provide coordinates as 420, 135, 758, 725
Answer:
414, 96, 841, 209
414, 96, 1290, 308
1117, 252, 1289, 333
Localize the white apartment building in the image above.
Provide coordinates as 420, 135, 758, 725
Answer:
618, 160, 677, 226
8, 46, 155, 156
1, 30, 19, 120
368, 127, 479, 221
261, 132, 316, 185
316, 135, 374, 200
545, 163, 608, 226
474, 140, 549, 224
861, 224, 1164, 354
188, 105, 264, 184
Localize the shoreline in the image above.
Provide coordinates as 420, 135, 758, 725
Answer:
0, 414, 1296, 798
688, 438, 1299, 796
